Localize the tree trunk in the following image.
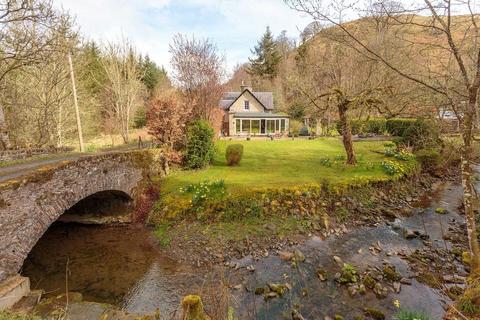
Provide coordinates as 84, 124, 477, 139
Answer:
0, 104, 11, 150
338, 103, 356, 165
462, 96, 480, 275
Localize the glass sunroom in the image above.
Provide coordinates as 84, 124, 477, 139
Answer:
233, 112, 289, 136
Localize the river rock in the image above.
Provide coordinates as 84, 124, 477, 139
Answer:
373, 283, 388, 298
435, 207, 448, 214
333, 255, 343, 265
291, 309, 305, 320
400, 278, 412, 285
316, 268, 328, 281
294, 249, 306, 262
279, 251, 294, 261
393, 281, 401, 293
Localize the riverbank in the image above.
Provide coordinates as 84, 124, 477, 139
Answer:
15, 169, 471, 319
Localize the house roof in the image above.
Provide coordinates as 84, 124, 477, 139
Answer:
234, 112, 289, 118
219, 89, 274, 110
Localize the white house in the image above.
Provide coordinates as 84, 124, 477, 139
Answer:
219, 84, 289, 136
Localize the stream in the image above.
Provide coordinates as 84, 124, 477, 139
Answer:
21, 179, 467, 319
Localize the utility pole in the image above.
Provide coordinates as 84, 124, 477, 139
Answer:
68, 52, 85, 152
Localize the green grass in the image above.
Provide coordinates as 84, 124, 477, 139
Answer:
161, 138, 415, 196
154, 224, 172, 247
394, 309, 432, 320
0, 311, 41, 320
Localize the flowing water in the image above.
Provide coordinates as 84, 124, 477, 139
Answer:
22, 180, 467, 319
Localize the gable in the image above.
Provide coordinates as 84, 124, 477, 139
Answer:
229, 90, 266, 113
219, 89, 274, 110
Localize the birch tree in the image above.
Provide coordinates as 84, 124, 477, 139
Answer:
101, 39, 144, 144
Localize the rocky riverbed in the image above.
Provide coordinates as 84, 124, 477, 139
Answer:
17, 175, 470, 319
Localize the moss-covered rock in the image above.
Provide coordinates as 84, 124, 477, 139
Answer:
181, 295, 211, 320
382, 264, 401, 282
362, 274, 376, 289
363, 307, 385, 320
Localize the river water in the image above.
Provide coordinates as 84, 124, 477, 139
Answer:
21, 180, 466, 319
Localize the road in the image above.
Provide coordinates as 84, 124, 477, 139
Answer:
0, 144, 145, 183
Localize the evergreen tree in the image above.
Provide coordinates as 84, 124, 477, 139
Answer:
247, 26, 282, 79
140, 55, 169, 97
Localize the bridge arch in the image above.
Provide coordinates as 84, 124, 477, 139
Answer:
0, 151, 162, 282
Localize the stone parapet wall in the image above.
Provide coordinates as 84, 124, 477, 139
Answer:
0, 147, 73, 162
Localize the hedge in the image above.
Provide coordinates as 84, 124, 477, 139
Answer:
385, 118, 417, 136
336, 118, 386, 135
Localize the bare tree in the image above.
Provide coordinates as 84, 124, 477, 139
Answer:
285, 0, 480, 273
101, 38, 144, 144
292, 38, 384, 164
0, 0, 67, 149
169, 34, 225, 123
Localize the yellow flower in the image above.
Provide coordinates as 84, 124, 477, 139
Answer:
393, 299, 400, 308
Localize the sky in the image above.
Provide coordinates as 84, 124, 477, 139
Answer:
54, 0, 313, 73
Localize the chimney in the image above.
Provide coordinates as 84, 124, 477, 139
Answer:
240, 80, 252, 92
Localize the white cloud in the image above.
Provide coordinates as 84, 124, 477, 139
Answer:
54, 0, 312, 72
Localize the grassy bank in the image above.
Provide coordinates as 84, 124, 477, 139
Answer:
150, 138, 418, 224
161, 138, 416, 196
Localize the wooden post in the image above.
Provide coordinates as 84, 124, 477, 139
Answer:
68, 53, 84, 152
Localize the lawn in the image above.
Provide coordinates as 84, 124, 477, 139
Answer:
161, 138, 414, 196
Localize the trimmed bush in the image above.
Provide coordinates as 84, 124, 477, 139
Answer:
184, 120, 215, 169
226, 144, 244, 166
364, 118, 387, 135
386, 118, 416, 136
336, 118, 386, 135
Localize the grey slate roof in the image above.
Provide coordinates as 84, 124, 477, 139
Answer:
219, 89, 274, 110
234, 112, 289, 118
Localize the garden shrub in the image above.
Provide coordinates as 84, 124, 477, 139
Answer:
336, 118, 386, 135
289, 120, 303, 136
226, 144, 244, 166
364, 118, 387, 135
299, 125, 310, 136
184, 120, 215, 169
415, 148, 441, 171
402, 119, 440, 150
386, 118, 417, 136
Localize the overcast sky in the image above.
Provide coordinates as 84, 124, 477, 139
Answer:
54, 0, 313, 73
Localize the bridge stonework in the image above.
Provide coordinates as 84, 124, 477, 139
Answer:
0, 150, 165, 283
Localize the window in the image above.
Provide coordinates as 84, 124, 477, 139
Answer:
267, 120, 275, 133
251, 120, 260, 134
244, 100, 250, 110
242, 119, 250, 133
280, 119, 286, 132
236, 119, 241, 134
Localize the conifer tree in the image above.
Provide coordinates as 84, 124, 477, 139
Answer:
248, 27, 282, 79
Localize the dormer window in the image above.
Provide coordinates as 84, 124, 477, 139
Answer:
244, 100, 250, 110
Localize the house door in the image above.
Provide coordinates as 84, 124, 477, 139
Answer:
261, 119, 266, 134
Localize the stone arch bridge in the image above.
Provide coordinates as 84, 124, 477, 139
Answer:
0, 150, 166, 289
